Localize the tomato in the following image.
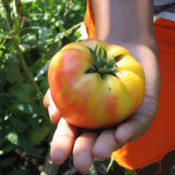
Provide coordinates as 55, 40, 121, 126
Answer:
48, 39, 145, 129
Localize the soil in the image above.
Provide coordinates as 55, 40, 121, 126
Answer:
1, 143, 174, 175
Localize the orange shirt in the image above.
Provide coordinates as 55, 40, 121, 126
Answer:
84, 0, 175, 170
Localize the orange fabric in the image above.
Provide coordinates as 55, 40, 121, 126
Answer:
84, 0, 96, 39
84, 1, 175, 170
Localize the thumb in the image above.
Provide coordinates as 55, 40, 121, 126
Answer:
43, 89, 61, 124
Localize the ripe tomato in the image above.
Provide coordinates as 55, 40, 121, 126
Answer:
48, 39, 145, 129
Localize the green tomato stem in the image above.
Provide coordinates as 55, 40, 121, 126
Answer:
87, 45, 117, 76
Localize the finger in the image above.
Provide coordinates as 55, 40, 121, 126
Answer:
48, 105, 60, 124
43, 89, 60, 124
115, 113, 152, 144
73, 131, 98, 173
115, 96, 158, 144
43, 89, 50, 108
93, 129, 124, 161
50, 118, 79, 165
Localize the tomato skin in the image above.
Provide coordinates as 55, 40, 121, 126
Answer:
48, 39, 145, 129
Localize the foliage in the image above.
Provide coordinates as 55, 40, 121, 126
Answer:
0, 0, 86, 174
125, 170, 135, 175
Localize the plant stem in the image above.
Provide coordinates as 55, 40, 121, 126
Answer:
13, 38, 41, 93
31, 22, 83, 49
106, 158, 115, 173
13, 38, 50, 124
88, 163, 98, 175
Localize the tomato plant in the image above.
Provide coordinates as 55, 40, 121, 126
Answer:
0, 0, 86, 174
48, 39, 145, 129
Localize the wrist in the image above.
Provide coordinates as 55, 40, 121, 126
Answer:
101, 37, 158, 59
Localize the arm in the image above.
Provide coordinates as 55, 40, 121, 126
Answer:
90, 0, 161, 154
44, 0, 161, 173
93, 0, 155, 47
92, 0, 160, 142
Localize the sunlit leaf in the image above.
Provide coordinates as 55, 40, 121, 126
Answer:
27, 124, 50, 144
5, 131, 19, 145
38, 27, 50, 42
21, 0, 35, 2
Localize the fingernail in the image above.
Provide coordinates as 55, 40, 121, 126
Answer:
52, 150, 65, 165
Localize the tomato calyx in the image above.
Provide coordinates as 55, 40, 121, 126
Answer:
87, 46, 117, 77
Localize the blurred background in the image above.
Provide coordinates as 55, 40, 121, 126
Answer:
0, 0, 87, 174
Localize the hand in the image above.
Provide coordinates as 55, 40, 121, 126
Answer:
43, 44, 161, 173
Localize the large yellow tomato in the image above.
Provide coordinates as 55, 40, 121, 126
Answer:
48, 39, 145, 129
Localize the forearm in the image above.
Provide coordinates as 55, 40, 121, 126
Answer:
92, 0, 156, 52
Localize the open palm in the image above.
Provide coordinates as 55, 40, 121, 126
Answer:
43, 44, 161, 173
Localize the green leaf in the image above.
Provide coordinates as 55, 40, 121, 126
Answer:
31, 57, 47, 74
9, 117, 28, 133
2, 144, 14, 154
59, 25, 66, 33
0, 150, 4, 155
0, 50, 3, 57
49, 0, 55, 10
0, 93, 10, 107
5, 131, 19, 145
7, 104, 24, 116
40, 77, 49, 93
25, 113, 41, 130
22, 103, 39, 114
12, 0, 18, 18
0, 157, 16, 168
21, 0, 35, 2
27, 124, 50, 144
74, 30, 81, 37
125, 170, 135, 175
0, 66, 8, 85
0, 133, 5, 146
103, 48, 107, 59
9, 82, 36, 102
87, 46, 96, 62
20, 33, 37, 45
38, 27, 50, 44
97, 47, 102, 58
6, 58, 22, 83
19, 44, 31, 52
19, 139, 41, 158
9, 100, 38, 114
9, 169, 29, 175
